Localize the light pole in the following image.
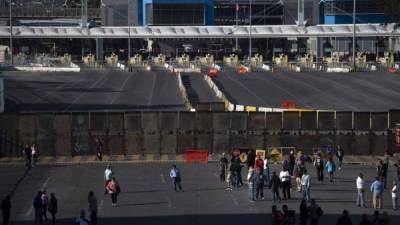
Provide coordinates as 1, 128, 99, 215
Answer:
235, 1, 239, 51
352, 0, 356, 71
249, 0, 252, 60
128, 0, 131, 65
9, 0, 13, 65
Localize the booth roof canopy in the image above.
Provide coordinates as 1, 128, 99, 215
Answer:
0, 24, 399, 38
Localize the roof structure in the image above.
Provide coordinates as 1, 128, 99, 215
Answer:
0, 23, 399, 38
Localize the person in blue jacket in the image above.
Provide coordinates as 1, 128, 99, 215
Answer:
325, 159, 336, 182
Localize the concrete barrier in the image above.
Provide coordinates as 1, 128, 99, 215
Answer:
327, 67, 350, 73
15, 63, 81, 72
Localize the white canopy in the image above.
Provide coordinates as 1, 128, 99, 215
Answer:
0, 24, 399, 38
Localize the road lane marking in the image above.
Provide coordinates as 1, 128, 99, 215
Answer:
160, 174, 166, 183
110, 74, 132, 105
147, 73, 157, 111
26, 177, 51, 217
230, 194, 239, 206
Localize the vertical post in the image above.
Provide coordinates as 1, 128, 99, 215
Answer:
235, 2, 239, 51
297, 0, 304, 26
81, 0, 88, 29
128, 0, 131, 65
9, 0, 13, 65
249, 0, 252, 59
352, 0, 356, 71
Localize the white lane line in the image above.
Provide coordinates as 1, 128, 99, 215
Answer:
98, 199, 104, 213
147, 73, 157, 111
26, 177, 51, 216
110, 74, 132, 105
166, 197, 172, 208
160, 174, 166, 183
230, 194, 239, 206
63, 73, 108, 111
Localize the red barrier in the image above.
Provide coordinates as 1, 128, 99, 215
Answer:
388, 67, 397, 73
281, 100, 296, 109
185, 149, 209, 163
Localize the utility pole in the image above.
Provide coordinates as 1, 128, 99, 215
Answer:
249, 0, 252, 60
128, 0, 131, 65
9, 0, 13, 65
352, 0, 356, 71
235, 1, 239, 51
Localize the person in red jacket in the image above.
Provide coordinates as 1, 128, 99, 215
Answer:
255, 155, 264, 172
106, 177, 121, 207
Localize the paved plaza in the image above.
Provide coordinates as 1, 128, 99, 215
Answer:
1, 162, 399, 225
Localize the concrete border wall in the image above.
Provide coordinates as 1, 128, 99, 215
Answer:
0, 111, 399, 156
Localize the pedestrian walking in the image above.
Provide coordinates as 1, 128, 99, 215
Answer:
370, 177, 384, 209
280, 167, 291, 200
247, 167, 256, 202
376, 159, 388, 189
294, 163, 304, 192
255, 155, 264, 172
308, 199, 323, 225
75, 210, 90, 225
336, 145, 344, 170
106, 177, 121, 207
247, 150, 255, 169
255, 168, 265, 200
325, 159, 336, 182
263, 155, 270, 185
95, 138, 103, 161
301, 169, 311, 202
394, 160, 400, 182
169, 165, 183, 192
48, 193, 57, 225
356, 173, 366, 208
289, 150, 296, 176
23, 144, 32, 168
391, 181, 398, 210
88, 191, 98, 225
219, 153, 228, 182
269, 172, 281, 203
299, 199, 309, 225
31, 144, 38, 167
41, 190, 49, 221
336, 210, 353, 225
33, 191, 44, 225
314, 154, 324, 181
1, 195, 11, 225
104, 165, 113, 194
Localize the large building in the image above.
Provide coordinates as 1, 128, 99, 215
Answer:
322, 0, 387, 24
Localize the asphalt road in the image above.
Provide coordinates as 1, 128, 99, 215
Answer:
2, 163, 399, 225
215, 67, 400, 111
181, 73, 222, 105
0, 69, 186, 112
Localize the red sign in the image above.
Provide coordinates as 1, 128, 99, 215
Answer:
388, 67, 397, 73
396, 127, 400, 149
185, 149, 209, 163
238, 66, 248, 74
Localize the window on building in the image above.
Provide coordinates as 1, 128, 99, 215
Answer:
146, 4, 205, 25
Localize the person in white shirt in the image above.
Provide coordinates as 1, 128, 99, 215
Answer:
263, 157, 270, 185
301, 169, 311, 201
169, 164, 182, 192
280, 168, 291, 199
356, 173, 366, 207
104, 165, 113, 194
392, 181, 398, 210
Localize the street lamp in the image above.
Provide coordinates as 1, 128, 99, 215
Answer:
352, 0, 356, 71
8, 0, 13, 65
249, 0, 252, 60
